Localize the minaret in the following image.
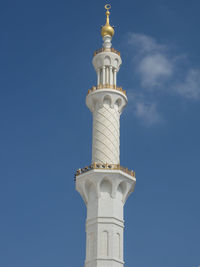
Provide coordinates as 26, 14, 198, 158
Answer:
75, 4, 136, 267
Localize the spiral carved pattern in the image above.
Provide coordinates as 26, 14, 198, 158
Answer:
92, 103, 120, 164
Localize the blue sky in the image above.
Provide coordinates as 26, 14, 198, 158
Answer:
0, 0, 199, 266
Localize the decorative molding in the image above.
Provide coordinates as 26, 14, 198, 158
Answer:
94, 47, 121, 57
75, 163, 135, 178
76, 169, 136, 205
88, 85, 126, 96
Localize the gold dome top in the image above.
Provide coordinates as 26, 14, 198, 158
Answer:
101, 4, 115, 38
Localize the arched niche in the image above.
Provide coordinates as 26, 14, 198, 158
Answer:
103, 95, 112, 107
116, 181, 127, 201
100, 230, 109, 257
114, 98, 122, 111
104, 56, 111, 66
100, 178, 112, 198
114, 58, 119, 68
85, 180, 97, 201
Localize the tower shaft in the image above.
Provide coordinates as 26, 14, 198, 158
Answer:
92, 101, 120, 164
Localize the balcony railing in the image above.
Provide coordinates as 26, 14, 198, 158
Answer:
75, 163, 135, 179
94, 47, 121, 57
87, 85, 126, 95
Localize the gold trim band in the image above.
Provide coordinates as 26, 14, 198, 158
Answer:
94, 47, 120, 57
88, 85, 126, 96
75, 163, 135, 178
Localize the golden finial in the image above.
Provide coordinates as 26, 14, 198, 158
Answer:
101, 4, 115, 38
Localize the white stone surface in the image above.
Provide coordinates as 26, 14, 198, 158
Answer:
93, 52, 122, 86
76, 32, 136, 267
76, 169, 136, 267
103, 35, 112, 49
86, 90, 127, 164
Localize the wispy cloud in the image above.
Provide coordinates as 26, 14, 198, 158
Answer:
129, 93, 163, 126
175, 69, 200, 99
138, 53, 173, 88
127, 33, 200, 125
128, 33, 165, 54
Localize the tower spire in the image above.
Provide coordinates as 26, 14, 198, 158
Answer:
101, 4, 115, 38
101, 4, 115, 49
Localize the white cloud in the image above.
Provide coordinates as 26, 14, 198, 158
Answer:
128, 32, 200, 98
129, 93, 163, 126
127, 32, 200, 125
128, 33, 165, 53
138, 53, 173, 87
175, 69, 200, 99
128, 33, 173, 89
135, 101, 162, 126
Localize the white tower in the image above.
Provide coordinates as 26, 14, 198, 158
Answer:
75, 5, 136, 267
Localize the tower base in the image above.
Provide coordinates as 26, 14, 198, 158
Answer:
76, 168, 136, 267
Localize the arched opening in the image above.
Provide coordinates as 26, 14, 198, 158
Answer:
100, 178, 112, 198
100, 231, 109, 257
104, 56, 111, 65
85, 180, 96, 201
114, 98, 122, 111
116, 181, 127, 201
115, 98, 122, 107
103, 95, 112, 107
114, 58, 119, 68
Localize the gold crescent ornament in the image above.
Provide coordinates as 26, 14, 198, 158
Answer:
101, 4, 115, 38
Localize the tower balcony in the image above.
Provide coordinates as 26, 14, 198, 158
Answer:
94, 47, 121, 57
75, 163, 135, 179
87, 85, 126, 96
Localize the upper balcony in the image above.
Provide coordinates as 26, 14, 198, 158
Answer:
94, 47, 121, 57
87, 84, 126, 96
